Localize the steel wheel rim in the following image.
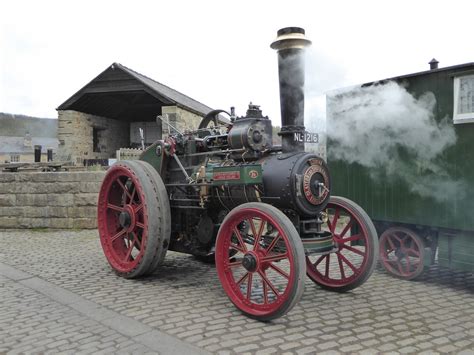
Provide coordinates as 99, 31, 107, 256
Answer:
216, 208, 296, 317
379, 229, 424, 279
306, 202, 371, 287
98, 166, 148, 273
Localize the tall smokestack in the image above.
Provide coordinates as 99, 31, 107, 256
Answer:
271, 27, 311, 153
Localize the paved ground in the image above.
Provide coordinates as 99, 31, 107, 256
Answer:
0, 230, 473, 354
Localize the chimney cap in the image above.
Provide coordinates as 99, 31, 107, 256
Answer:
277, 27, 305, 36
271, 27, 311, 51
429, 58, 439, 70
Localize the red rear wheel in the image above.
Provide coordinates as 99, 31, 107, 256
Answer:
216, 203, 305, 321
97, 160, 170, 278
306, 196, 378, 292
379, 227, 426, 280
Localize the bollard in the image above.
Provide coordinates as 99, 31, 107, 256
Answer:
34, 145, 42, 162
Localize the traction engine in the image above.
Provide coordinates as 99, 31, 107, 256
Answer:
97, 27, 378, 321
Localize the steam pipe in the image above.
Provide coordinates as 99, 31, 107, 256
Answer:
271, 27, 311, 153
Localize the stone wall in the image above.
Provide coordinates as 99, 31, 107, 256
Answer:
0, 171, 105, 229
57, 110, 129, 164
58, 108, 203, 164
162, 106, 203, 135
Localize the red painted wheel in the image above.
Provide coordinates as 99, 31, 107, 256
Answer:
306, 196, 378, 292
133, 160, 171, 273
379, 227, 426, 280
97, 160, 170, 278
216, 202, 305, 321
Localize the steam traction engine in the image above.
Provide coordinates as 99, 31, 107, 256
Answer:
97, 28, 378, 321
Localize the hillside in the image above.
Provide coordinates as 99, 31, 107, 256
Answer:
0, 112, 57, 138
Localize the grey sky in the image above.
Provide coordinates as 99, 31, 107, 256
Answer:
0, 0, 472, 125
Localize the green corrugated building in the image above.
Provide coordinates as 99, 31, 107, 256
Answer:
327, 61, 474, 278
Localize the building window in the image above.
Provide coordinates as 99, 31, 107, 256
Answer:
453, 74, 474, 124
10, 154, 20, 162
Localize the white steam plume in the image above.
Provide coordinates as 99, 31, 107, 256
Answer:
304, 48, 347, 158
327, 81, 466, 202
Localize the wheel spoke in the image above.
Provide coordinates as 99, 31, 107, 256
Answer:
266, 234, 281, 254
246, 273, 253, 300
330, 208, 340, 233
116, 178, 133, 201
401, 235, 410, 249
268, 263, 289, 279
107, 203, 123, 212
258, 270, 280, 298
230, 243, 245, 254
406, 248, 420, 257
337, 253, 346, 279
253, 220, 266, 251
236, 272, 249, 285
340, 234, 362, 244
405, 254, 411, 273
313, 254, 327, 268
327, 218, 333, 233
248, 218, 258, 239
387, 236, 397, 251
339, 219, 353, 238
398, 262, 407, 275
135, 237, 141, 250
111, 229, 127, 242
124, 238, 135, 262
229, 260, 243, 268
135, 204, 144, 213
262, 252, 288, 263
338, 252, 358, 273
233, 227, 248, 253
130, 185, 137, 204
136, 222, 145, 229
342, 244, 366, 256
262, 277, 268, 304
386, 259, 403, 275
325, 254, 330, 277
392, 233, 403, 244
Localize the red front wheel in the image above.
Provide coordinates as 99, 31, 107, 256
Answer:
215, 203, 305, 321
306, 196, 378, 292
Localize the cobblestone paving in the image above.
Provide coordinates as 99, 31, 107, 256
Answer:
0, 275, 156, 354
1, 230, 473, 354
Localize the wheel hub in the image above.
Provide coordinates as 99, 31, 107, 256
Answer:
395, 247, 406, 260
242, 252, 258, 272
118, 205, 136, 231
119, 210, 131, 228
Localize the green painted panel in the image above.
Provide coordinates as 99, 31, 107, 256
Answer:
328, 65, 474, 232
139, 142, 164, 175
211, 165, 262, 186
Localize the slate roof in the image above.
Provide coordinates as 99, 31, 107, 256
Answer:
57, 63, 214, 119
117, 63, 213, 116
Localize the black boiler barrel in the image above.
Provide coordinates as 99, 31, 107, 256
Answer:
271, 27, 311, 153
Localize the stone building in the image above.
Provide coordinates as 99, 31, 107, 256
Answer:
0, 113, 58, 163
56, 63, 214, 164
